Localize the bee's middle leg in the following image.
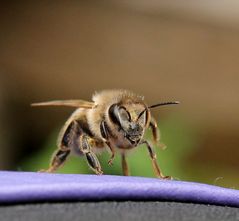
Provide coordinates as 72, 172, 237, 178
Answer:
80, 135, 103, 175
121, 153, 130, 176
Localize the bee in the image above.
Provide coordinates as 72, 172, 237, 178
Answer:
32, 89, 179, 179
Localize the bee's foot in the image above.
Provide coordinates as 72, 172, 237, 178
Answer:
38, 167, 55, 173
164, 176, 173, 180
108, 159, 114, 166
159, 175, 173, 180
38, 169, 47, 173
96, 168, 103, 175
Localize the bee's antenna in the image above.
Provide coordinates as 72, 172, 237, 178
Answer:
137, 101, 179, 121
148, 101, 180, 109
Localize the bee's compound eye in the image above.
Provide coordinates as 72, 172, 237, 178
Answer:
109, 104, 121, 125
137, 110, 146, 125
109, 104, 131, 127
119, 107, 131, 122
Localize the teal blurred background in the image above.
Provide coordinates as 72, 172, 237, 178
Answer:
0, 1, 238, 189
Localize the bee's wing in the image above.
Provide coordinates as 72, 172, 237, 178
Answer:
31, 100, 95, 109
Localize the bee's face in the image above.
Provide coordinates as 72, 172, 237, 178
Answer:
109, 103, 148, 145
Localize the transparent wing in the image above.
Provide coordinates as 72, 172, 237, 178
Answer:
31, 99, 95, 109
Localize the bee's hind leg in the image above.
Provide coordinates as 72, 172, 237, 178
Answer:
39, 120, 79, 173
80, 135, 103, 175
39, 148, 71, 173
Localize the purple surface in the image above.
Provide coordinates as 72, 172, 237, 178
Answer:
0, 171, 239, 207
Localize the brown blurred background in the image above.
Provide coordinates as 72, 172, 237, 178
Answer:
0, 1, 238, 188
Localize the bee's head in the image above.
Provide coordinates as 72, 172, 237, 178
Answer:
108, 100, 179, 146
108, 103, 148, 145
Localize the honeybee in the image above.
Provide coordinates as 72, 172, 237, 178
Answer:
32, 89, 179, 179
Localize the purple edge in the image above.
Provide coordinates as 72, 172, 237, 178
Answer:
0, 171, 239, 207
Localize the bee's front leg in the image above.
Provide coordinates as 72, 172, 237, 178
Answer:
140, 140, 171, 179
149, 117, 159, 143
106, 142, 115, 166
100, 120, 115, 165
80, 135, 103, 175
149, 117, 166, 150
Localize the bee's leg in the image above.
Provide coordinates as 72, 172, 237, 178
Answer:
150, 117, 166, 150
80, 135, 103, 175
39, 121, 79, 173
121, 153, 130, 176
106, 142, 115, 166
149, 117, 159, 143
100, 120, 115, 165
85, 152, 103, 175
140, 140, 171, 179
40, 148, 71, 173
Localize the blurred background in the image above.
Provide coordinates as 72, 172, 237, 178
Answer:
0, 1, 238, 188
